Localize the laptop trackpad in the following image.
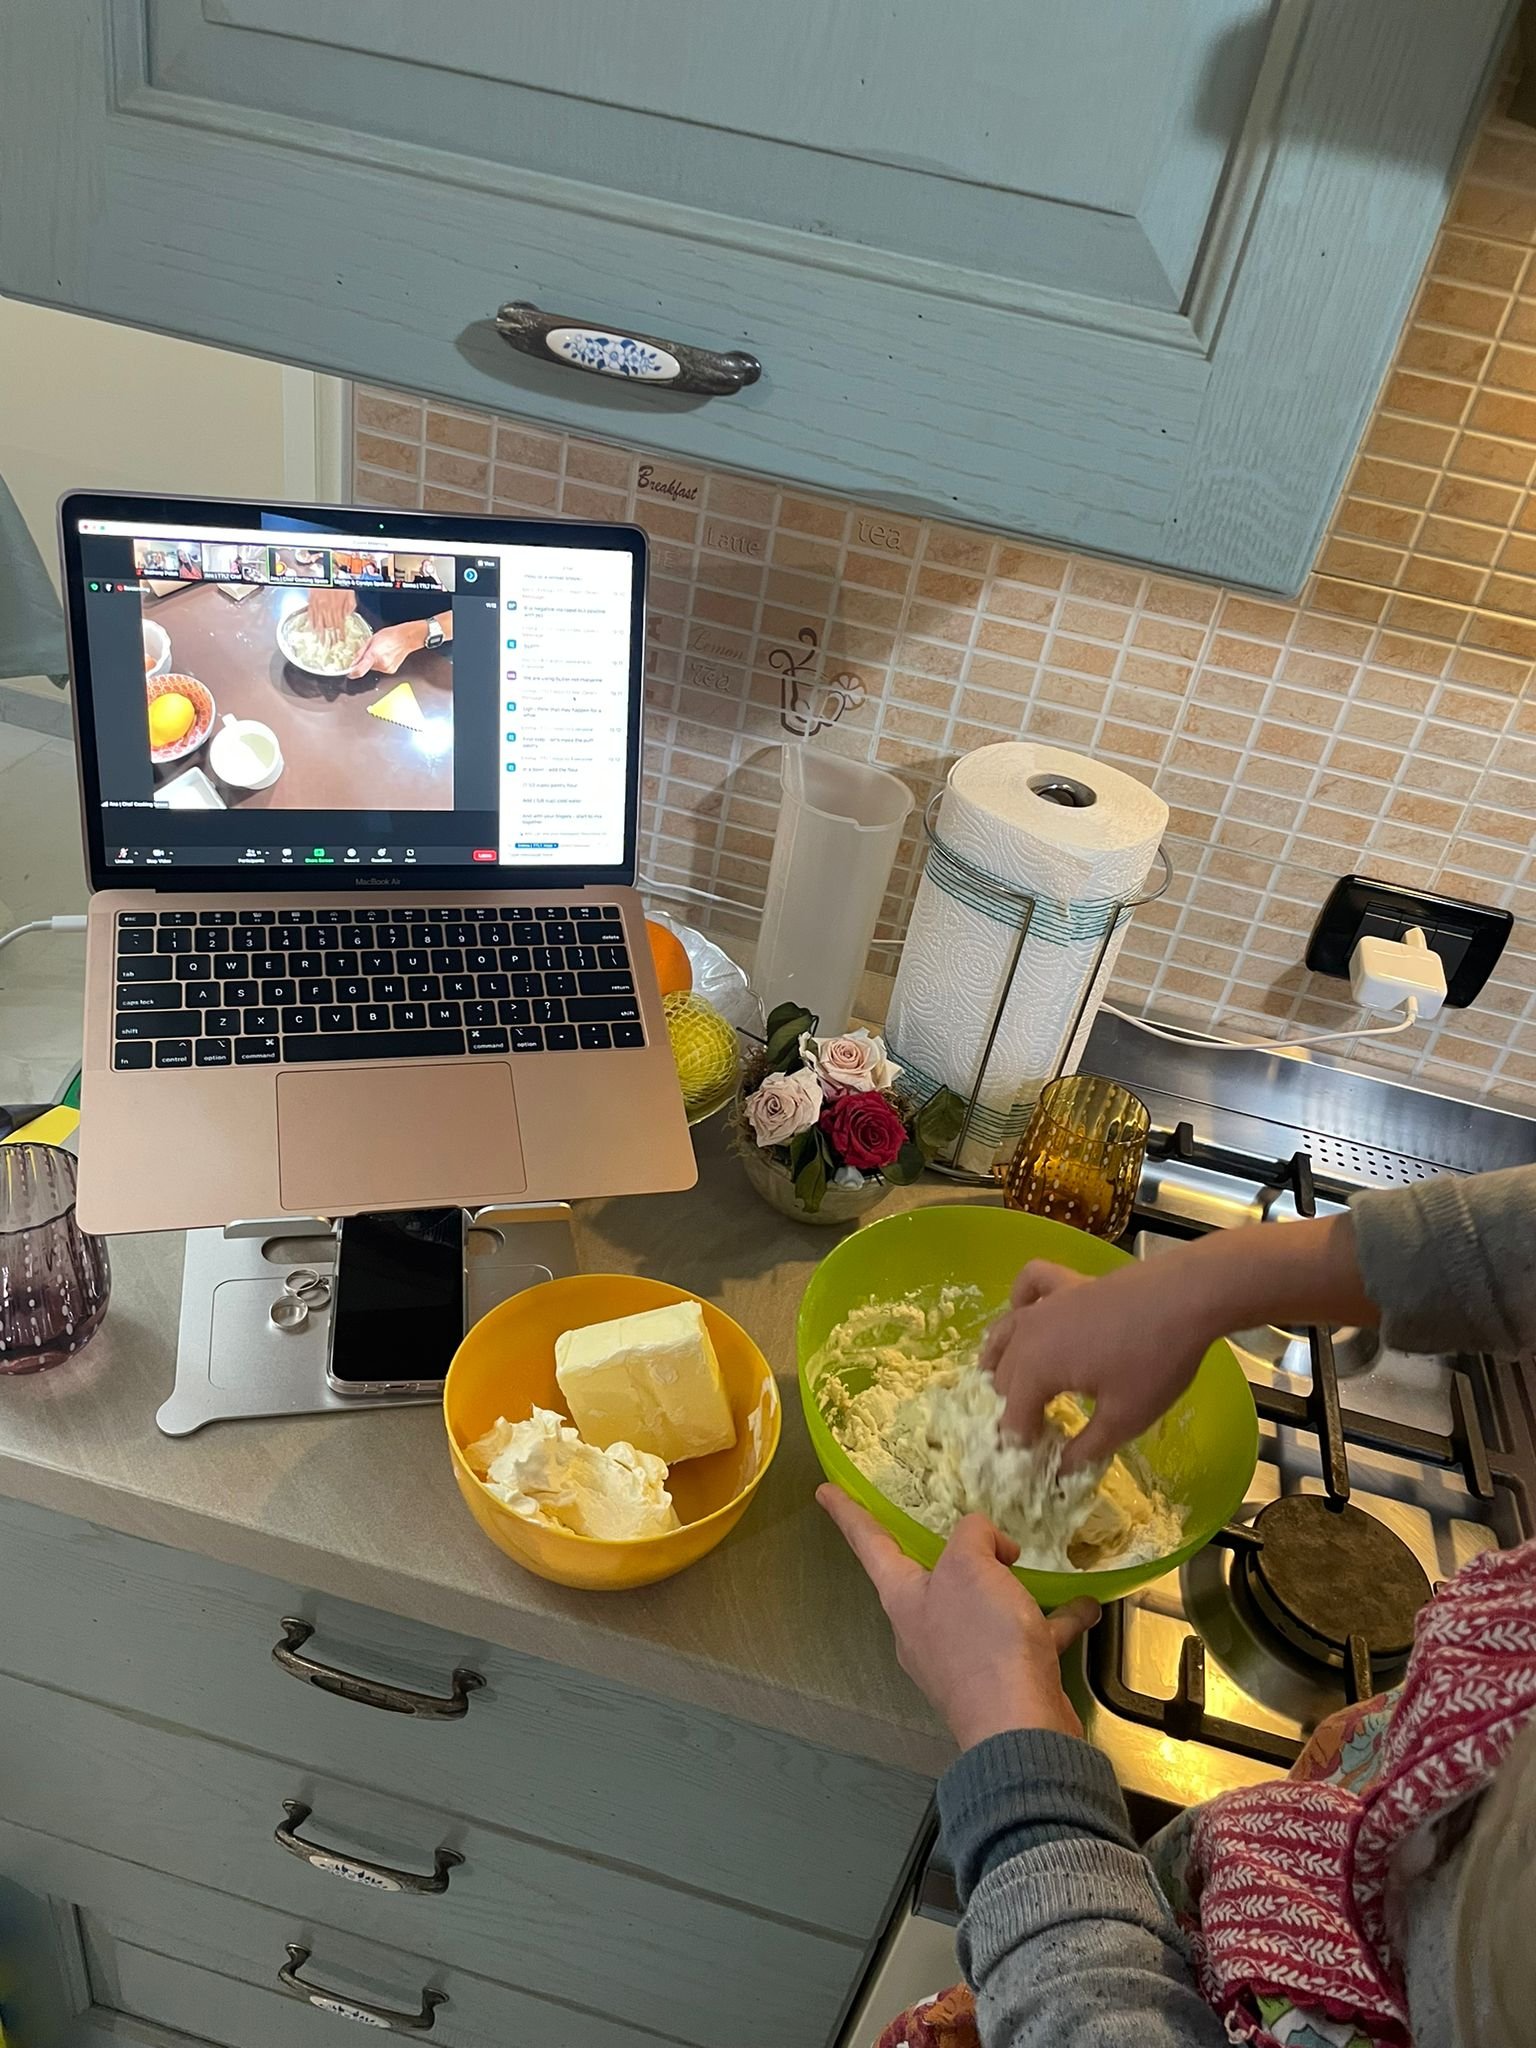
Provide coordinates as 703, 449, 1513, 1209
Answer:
276, 1064, 527, 1213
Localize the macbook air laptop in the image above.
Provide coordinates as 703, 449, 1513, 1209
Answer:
60, 491, 698, 1235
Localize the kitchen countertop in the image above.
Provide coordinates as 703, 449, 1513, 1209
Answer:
0, 1115, 974, 1779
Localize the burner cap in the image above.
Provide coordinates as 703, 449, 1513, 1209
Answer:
1242, 1496, 1431, 1666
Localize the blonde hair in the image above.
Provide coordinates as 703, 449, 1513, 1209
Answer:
1453, 1714, 1536, 2047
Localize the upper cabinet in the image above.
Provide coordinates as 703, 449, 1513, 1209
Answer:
0, 1, 1509, 589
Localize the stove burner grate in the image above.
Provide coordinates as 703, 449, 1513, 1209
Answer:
1237, 1495, 1431, 1670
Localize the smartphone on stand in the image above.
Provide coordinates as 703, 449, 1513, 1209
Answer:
326, 1208, 467, 1398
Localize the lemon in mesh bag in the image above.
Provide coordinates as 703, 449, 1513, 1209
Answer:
664, 992, 740, 1118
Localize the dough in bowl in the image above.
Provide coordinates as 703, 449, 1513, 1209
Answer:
813, 1286, 1184, 1571
282, 606, 372, 675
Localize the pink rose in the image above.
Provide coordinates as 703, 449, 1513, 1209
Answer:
798, 1028, 901, 1096
820, 1090, 909, 1172
743, 1068, 823, 1147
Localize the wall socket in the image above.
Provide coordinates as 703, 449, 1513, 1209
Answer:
1305, 877, 1512, 1009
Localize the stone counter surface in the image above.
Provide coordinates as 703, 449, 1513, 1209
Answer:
0, 1118, 980, 1777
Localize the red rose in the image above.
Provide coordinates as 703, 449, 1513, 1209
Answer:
820, 1090, 909, 1172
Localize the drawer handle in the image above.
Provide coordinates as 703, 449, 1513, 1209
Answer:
276, 1800, 463, 1895
278, 1944, 445, 2032
495, 299, 761, 396
273, 1619, 483, 1719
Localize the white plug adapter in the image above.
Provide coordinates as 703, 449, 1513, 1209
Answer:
1348, 925, 1447, 1020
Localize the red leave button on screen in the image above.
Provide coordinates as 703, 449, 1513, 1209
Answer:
472, 848, 497, 863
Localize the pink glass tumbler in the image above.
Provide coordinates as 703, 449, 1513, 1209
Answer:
0, 1144, 111, 1373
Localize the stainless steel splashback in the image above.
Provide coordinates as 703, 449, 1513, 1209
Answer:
1084, 1014, 1536, 1187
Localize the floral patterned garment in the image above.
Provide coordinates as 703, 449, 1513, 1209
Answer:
872, 1539, 1536, 2048
1148, 1538, 1536, 2048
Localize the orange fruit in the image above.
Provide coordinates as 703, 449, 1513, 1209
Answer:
646, 919, 693, 999
148, 691, 196, 750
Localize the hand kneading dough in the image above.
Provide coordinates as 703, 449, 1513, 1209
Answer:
813, 1287, 1183, 1572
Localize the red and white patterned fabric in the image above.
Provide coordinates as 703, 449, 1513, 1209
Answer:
1176, 1538, 1536, 2046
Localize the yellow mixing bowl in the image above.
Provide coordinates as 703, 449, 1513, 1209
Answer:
444, 1274, 781, 1591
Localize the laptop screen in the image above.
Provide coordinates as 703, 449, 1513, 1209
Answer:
59, 494, 646, 893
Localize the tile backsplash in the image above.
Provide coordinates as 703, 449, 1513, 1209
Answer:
353, 97, 1536, 1112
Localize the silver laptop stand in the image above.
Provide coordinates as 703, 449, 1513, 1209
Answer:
158, 1204, 579, 1435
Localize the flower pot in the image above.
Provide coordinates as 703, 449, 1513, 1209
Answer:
738, 1138, 888, 1227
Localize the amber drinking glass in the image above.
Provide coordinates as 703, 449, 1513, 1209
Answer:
0, 1143, 111, 1373
1001, 1074, 1151, 1241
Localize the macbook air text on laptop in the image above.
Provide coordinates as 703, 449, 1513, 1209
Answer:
59, 492, 697, 1234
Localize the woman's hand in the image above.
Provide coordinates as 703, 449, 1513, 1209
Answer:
818, 1485, 1099, 1750
306, 586, 357, 641
979, 1258, 1208, 1471
979, 1213, 1377, 1470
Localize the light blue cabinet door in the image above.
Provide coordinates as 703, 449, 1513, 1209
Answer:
0, 0, 1508, 587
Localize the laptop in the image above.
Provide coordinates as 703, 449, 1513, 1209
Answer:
59, 491, 698, 1235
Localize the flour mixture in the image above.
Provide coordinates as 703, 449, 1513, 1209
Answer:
813, 1286, 1184, 1571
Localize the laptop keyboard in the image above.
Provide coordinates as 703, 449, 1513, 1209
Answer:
111, 905, 646, 1072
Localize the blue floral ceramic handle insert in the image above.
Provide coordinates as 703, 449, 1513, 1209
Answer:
495, 300, 761, 396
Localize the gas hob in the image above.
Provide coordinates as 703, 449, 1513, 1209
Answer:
1062, 1016, 1536, 1824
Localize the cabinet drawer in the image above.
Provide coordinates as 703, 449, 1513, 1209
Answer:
2, 1826, 690, 2048
0, 1497, 928, 1939
79, 1913, 685, 2048
2, 1669, 865, 2048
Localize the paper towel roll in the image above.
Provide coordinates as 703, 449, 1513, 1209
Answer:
886, 742, 1167, 1173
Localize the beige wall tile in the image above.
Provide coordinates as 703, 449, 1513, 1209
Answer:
980, 586, 1054, 634
994, 544, 1067, 588
495, 423, 561, 470
975, 619, 1046, 661
1398, 328, 1492, 381
425, 407, 492, 456
493, 464, 559, 511
1144, 576, 1220, 624
425, 446, 489, 494
1364, 414, 1457, 467
420, 483, 483, 513
1307, 577, 1389, 623
561, 481, 625, 521
1432, 233, 1527, 291
356, 432, 418, 477
1134, 615, 1207, 659
1319, 537, 1409, 583
1059, 598, 1132, 640
353, 464, 420, 509
1416, 278, 1509, 336
1354, 456, 1439, 508
1449, 431, 1535, 485
1433, 476, 1523, 528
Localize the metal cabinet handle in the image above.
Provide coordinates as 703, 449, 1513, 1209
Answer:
275, 1800, 463, 1895
278, 1945, 444, 2031
495, 299, 761, 396
273, 1619, 483, 1719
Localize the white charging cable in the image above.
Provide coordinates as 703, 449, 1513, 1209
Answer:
1103, 924, 1449, 1056
0, 914, 87, 957
1101, 997, 1420, 1056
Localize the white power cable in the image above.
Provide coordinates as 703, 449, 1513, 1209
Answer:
1100, 997, 1421, 1056
0, 914, 86, 957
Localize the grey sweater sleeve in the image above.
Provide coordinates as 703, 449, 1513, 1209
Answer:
938, 1730, 1226, 2048
1350, 1162, 1536, 1356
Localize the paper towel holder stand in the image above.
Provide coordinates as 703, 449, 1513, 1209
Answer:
913, 792, 1173, 1185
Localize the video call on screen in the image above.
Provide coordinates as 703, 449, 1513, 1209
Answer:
74, 520, 635, 874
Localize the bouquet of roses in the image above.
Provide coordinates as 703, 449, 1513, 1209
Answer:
734, 1002, 965, 1214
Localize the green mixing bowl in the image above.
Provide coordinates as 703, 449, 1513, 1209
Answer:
797, 1204, 1257, 1608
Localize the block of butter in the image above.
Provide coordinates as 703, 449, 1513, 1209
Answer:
555, 1299, 736, 1464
